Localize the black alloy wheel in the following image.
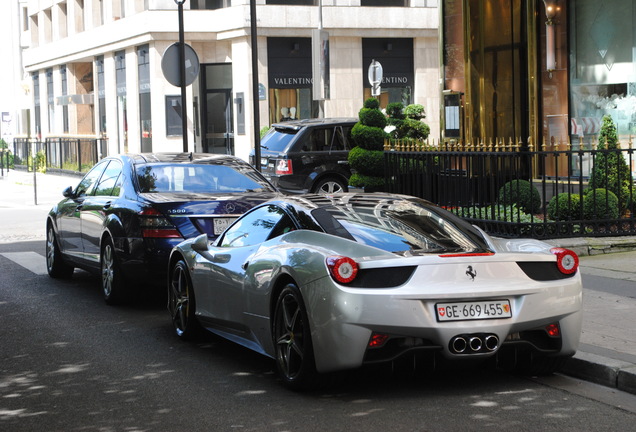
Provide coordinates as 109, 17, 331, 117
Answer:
101, 237, 125, 305
46, 224, 74, 278
272, 283, 318, 390
168, 259, 201, 340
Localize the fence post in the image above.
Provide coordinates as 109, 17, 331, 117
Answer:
77, 138, 82, 172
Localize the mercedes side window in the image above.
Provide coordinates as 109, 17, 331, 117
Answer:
94, 160, 123, 196
75, 160, 109, 197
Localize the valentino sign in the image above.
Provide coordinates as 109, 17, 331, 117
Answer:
270, 75, 410, 89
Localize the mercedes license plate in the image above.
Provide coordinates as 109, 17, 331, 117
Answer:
436, 300, 512, 322
213, 217, 236, 235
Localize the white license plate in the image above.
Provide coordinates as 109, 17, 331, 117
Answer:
436, 300, 512, 322
213, 217, 236, 235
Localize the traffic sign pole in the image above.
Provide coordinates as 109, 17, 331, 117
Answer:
175, 0, 188, 152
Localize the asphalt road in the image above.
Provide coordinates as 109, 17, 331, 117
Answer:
1, 240, 636, 432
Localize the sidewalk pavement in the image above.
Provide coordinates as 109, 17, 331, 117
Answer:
1, 168, 636, 394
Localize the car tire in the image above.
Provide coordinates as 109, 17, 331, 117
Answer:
272, 283, 319, 390
313, 178, 347, 194
101, 237, 126, 305
46, 224, 74, 279
168, 258, 202, 340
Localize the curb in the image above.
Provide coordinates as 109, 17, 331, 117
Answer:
545, 236, 636, 257
562, 352, 636, 396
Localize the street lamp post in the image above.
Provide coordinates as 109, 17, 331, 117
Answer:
250, 0, 261, 170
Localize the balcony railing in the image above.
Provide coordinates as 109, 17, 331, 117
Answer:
384, 137, 636, 239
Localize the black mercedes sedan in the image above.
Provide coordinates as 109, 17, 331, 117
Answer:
46, 152, 279, 304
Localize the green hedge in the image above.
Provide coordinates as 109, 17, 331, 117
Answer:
547, 193, 582, 221
583, 188, 619, 219
498, 180, 541, 214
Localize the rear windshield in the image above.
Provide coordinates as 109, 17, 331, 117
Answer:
260, 127, 298, 153
136, 163, 273, 193
311, 200, 490, 255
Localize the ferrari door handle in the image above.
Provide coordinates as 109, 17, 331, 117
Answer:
242, 261, 249, 270
103, 201, 112, 210
75, 204, 83, 211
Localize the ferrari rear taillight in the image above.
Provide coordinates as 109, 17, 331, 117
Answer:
550, 247, 579, 275
326, 256, 358, 284
139, 208, 183, 239
275, 159, 293, 175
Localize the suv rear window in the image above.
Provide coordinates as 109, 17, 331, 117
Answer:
261, 127, 298, 153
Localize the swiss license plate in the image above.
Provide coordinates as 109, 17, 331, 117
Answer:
213, 217, 236, 235
436, 300, 512, 322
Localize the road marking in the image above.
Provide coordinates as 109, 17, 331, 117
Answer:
0, 252, 48, 275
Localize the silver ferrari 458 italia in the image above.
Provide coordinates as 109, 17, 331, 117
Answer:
167, 193, 582, 389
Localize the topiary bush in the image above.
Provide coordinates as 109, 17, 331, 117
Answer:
498, 180, 541, 214
403, 104, 426, 120
348, 97, 388, 190
385, 102, 405, 119
588, 115, 633, 212
385, 103, 430, 141
351, 123, 386, 151
348, 146, 384, 177
583, 188, 619, 220
547, 193, 583, 221
358, 108, 387, 129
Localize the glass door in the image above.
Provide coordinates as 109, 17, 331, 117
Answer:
201, 64, 234, 154
204, 90, 233, 154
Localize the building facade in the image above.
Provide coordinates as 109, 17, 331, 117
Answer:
20, 0, 440, 162
440, 0, 636, 149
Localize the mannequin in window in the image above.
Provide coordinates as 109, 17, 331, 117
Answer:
281, 107, 291, 122
289, 107, 296, 120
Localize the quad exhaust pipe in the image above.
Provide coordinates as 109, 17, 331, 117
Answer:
450, 334, 499, 354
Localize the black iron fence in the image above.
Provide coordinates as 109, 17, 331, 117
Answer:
13, 137, 107, 173
385, 137, 636, 239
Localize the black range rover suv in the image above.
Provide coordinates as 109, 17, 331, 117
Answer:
251, 118, 357, 194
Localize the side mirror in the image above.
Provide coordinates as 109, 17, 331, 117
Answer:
191, 233, 230, 264
62, 186, 74, 198
191, 234, 209, 253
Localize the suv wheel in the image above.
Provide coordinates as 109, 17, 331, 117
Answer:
314, 178, 347, 194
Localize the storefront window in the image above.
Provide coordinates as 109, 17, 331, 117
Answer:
362, 38, 414, 109
267, 37, 318, 124
96, 56, 106, 135
138, 45, 152, 152
569, 0, 636, 142
46, 68, 54, 134
115, 50, 128, 153
190, 0, 231, 9
361, 0, 406, 5
61, 65, 69, 133
33, 73, 41, 138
